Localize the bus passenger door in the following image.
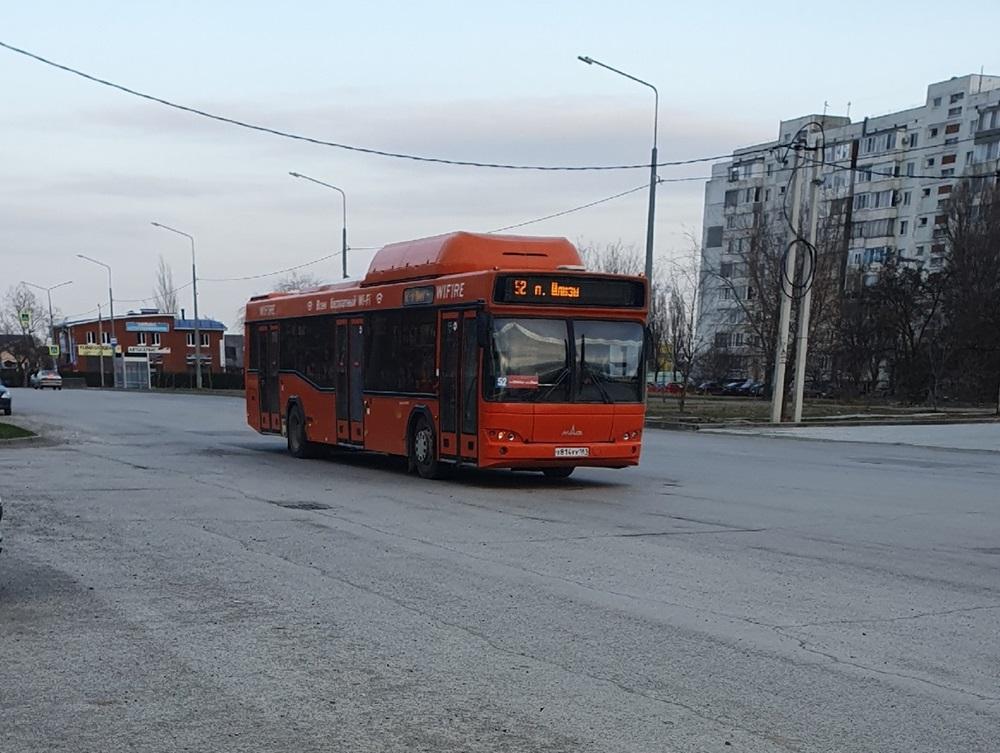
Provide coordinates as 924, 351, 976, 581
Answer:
348, 317, 365, 444
335, 320, 349, 441
257, 323, 280, 432
460, 311, 479, 461
439, 311, 479, 463
439, 313, 460, 459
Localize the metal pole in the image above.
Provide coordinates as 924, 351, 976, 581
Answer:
288, 172, 349, 279
578, 55, 658, 281
107, 267, 116, 388
341, 218, 348, 280
98, 303, 105, 388
151, 223, 202, 388
191, 235, 202, 389
770, 144, 805, 423
792, 133, 822, 423
645, 146, 658, 282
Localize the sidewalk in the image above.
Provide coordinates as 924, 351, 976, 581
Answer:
703, 422, 1000, 452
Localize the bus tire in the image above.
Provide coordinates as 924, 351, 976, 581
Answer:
287, 404, 317, 459
543, 467, 575, 479
410, 416, 443, 479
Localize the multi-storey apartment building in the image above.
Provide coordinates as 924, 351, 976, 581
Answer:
698, 74, 1000, 379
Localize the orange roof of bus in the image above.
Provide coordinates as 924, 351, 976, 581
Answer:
361, 231, 582, 286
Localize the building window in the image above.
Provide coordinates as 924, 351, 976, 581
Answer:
915, 245, 925, 256
902, 191, 911, 206
101, 331, 110, 345
186, 332, 195, 347
857, 165, 873, 182
938, 184, 952, 195
726, 215, 737, 229
922, 188, 931, 198
941, 168, 955, 177
201, 333, 210, 347
932, 96, 942, 107
948, 106, 962, 117
899, 220, 908, 236
966, 151, 974, 164
764, 188, 771, 202
853, 193, 869, 210
929, 127, 939, 138
86, 331, 95, 344
949, 92, 964, 104
152, 332, 161, 346
908, 132, 918, 149
719, 261, 735, 278
919, 217, 928, 227
925, 157, 935, 167
944, 122, 960, 135
906, 162, 915, 177
944, 137, 958, 146
724, 189, 738, 208
137, 332, 147, 345
864, 136, 876, 154
706, 226, 723, 247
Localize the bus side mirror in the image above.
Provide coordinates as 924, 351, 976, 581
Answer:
644, 325, 654, 361
476, 312, 492, 348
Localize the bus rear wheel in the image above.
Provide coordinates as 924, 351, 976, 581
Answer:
543, 467, 575, 479
411, 416, 443, 479
287, 405, 317, 459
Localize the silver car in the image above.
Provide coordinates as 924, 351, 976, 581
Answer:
30, 369, 62, 390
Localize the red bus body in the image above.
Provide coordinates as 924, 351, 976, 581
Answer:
244, 232, 648, 474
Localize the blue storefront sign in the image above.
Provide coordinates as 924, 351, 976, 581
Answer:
125, 321, 171, 332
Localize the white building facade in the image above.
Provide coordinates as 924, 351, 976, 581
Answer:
697, 74, 1000, 379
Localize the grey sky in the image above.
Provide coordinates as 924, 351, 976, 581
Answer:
4, 0, 999, 327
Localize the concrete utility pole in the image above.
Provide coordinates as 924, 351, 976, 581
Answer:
288, 172, 349, 279
792, 132, 822, 423
152, 223, 202, 388
770, 141, 805, 423
577, 55, 659, 282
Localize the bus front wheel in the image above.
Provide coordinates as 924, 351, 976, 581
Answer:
543, 467, 575, 479
411, 416, 443, 479
287, 405, 317, 459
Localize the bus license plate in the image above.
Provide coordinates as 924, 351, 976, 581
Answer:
555, 447, 589, 458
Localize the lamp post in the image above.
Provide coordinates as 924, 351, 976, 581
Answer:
21, 279, 72, 366
578, 55, 659, 282
289, 171, 348, 279
151, 222, 202, 388
77, 254, 116, 386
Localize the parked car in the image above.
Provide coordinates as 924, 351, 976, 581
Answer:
695, 380, 725, 395
664, 381, 686, 395
747, 381, 768, 398
30, 370, 62, 390
721, 379, 750, 396
0, 379, 11, 415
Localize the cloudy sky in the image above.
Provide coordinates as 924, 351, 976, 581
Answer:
4, 0, 999, 328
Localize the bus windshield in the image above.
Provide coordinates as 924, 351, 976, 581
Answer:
486, 318, 644, 403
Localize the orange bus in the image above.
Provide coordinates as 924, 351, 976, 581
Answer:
245, 232, 648, 478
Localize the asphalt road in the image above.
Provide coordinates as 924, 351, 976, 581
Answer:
2, 389, 998, 752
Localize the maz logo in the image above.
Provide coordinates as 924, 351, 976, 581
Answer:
561, 425, 583, 437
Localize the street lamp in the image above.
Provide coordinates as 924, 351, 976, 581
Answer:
578, 55, 659, 283
289, 171, 349, 279
21, 280, 73, 362
77, 254, 116, 386
151, 222, 202, 389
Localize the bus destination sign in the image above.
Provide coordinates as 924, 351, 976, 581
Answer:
494, 275, 645, 308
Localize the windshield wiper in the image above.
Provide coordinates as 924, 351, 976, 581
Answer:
534, 366, 571, 402
581, 363, 614, 403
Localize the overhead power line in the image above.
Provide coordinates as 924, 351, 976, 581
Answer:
0, 39, 771, 172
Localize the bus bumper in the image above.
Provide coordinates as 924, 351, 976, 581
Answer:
478, 439, 642, 470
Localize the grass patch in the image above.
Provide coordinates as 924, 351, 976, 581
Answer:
0, 422, 35, 440
644, 396, 981, 424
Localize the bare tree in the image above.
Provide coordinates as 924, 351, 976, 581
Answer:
665, 243, 711, 412
0, 284, 49, 383
153, 255, 178, 314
